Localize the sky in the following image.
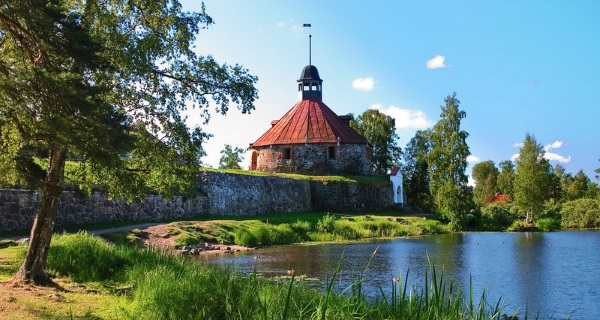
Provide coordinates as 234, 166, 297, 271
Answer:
180, 0, 600, 181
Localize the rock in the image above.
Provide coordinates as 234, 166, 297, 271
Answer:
48, 293, 65, 302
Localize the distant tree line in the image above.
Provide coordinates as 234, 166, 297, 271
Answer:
400, 94, 600, 231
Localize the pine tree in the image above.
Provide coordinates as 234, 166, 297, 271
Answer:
1, 0, 258, 285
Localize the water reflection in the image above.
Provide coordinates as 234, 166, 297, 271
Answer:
199, 231, 600, 319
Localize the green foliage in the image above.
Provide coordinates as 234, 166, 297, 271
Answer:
204, 167, 389, 184
317, 213, 338, 233
513, 134, 552, 222
0, 240, 19, 249
565, 170, 590, 201
350, 109, 402, 174
48, 232, 130, 282
560, 198, 600, 229
497, 160, 515, 197
1, 0, 258, 281
472, 160, 499, 205
480, 203, 514, 231
427, 93, 474, 230
403, 129, 434, 211
0, 245, 26, 281
218, 144, 245, 169
535, 218, 561, 231
37, 232, 517, 319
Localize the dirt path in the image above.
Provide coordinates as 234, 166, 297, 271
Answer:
0, 222, 166, 241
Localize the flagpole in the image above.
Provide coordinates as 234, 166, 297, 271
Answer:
303, 23, 312, 65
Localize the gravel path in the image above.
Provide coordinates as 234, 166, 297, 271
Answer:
0, 222, 165, 241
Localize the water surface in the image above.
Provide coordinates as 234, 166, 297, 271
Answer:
199, 231, 600, 319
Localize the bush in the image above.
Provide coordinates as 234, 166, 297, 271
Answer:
234, 229, 259, 247
480, 203, 514, 231
317, 213, 337, 233
290, 219, 312, 235
535, 217, 561, 231
332, 220, 364, 239
560, 198, 600, 228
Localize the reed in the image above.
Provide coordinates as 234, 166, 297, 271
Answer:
44, 233, 528, 319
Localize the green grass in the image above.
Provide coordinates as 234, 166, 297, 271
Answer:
37, 233, 519, 319
0, 245, 25, 281
202, 167, 390, 184
140, 213, 450, 249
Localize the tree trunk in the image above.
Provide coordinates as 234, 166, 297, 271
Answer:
13, 146, 66, 286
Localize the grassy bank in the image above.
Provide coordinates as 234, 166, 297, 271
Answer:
1, 232, 517, 319
110, 212, 449, 249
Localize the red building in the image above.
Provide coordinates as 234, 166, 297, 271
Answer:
249, 65, 371, 175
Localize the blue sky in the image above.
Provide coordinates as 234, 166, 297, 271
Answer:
181, 0, 600, 180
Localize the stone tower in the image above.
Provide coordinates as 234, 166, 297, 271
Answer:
249, 65, 371, 175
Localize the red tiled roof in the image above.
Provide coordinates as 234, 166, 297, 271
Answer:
389, 166, 400, 176
251, 99, 368, 147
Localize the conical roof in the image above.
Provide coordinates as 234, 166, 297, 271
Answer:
251, 99, 368, 147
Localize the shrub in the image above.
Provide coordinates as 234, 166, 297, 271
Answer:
268, 224, 301, 244
290, 219, 312, 235
332, 220, 364, 240
507, 220, 526, 232
234, 229, 258, 247
317, 213, 337, 233
480, 203, 514, 231
0, 240, 18, 249
535, 217, 561, 231
560, 198, 600, 228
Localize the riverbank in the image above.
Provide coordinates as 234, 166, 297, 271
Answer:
0, 232, 514, 319
95, 211, 448, 254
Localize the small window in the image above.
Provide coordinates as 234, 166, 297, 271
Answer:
328, 146, 337, 159
282, 148, 291, 159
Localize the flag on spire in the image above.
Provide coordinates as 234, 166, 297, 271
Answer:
303, 23, 311, 27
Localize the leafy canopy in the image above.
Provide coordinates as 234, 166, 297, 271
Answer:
403, 129, 433, 211
427, 93, 473, 229
513, 134, 552, 219
218, 145, 245, 170
472, 160, 499, 205
0, 0, 259, 199
350, 108, 401, 174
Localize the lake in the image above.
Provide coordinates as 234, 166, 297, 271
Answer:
198, 231, 600, 319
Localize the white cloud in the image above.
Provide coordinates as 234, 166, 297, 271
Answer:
426, 55, 447, 69
512, 142, 524, 148
468, 175, 476, 187
277, 21, 286, 28
544, 140, 563, 152
371, 104, 433, 130
545, 153, 572, 163
352, 77, 376, 92
510, 140, 571, 163
467, 155, 481, 163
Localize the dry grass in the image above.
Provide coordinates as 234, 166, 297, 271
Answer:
0, 276, 126, 319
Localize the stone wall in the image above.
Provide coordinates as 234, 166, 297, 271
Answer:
197, 171, 311, 215
0, 189, 208, 232
310, 180, 393, 212
0, 171, 393, 232
252, 143, 371, 175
